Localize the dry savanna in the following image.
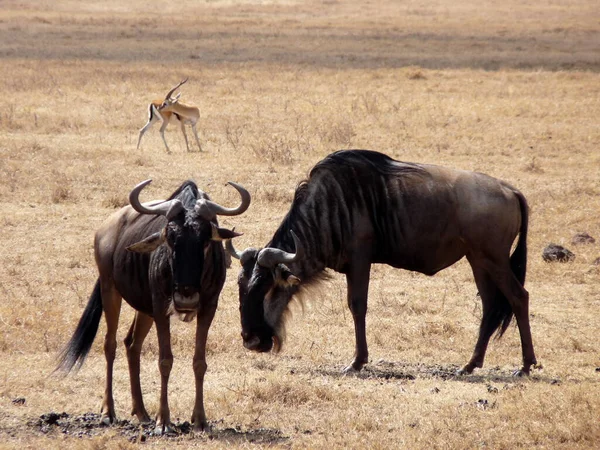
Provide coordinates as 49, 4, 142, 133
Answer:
0, 0, 599, 448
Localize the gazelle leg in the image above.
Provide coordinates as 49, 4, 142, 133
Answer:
159, 119, 171, 153
124, 311, 154, 423
137, 118, 157, 150
191, 123, 203, 152
100, 281, 122, 425
179, 121, 190, 152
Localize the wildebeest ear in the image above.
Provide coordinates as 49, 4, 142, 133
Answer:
126, 231, 165, 253
275, 264, 301, 287
211, 224, 243, 241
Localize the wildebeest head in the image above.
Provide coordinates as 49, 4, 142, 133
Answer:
127, 179, 250, 315
227, 231, 304, 352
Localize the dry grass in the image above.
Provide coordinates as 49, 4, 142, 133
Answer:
1, 0, 599, 448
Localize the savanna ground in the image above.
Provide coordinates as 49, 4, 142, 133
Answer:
1, 0, 599, 448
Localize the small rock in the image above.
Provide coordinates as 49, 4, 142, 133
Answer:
571, 232, 595, 245
12, 397, 26, 405
592, 258, 600, 266
542, 244, 575, 262
595, 367, 600, 372
430, 387, 440, 394
486, 385, 499, 394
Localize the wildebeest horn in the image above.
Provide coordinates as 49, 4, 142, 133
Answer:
164, 78, 188, 101
195, 181, 251, 219
129, 179, 184, 220
225, 236, 243, 260
257, 230, 304, 268
225, 237, 259, 265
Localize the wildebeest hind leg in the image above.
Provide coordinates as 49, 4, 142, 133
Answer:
124, 311, 153, 423
488, 268, 537, 376
191, 302, 218, 432
459, 265, 504, 375
343, 260, 371, 373
100, 282, 122, 425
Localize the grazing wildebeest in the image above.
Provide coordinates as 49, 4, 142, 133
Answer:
56, 179, 250, 433
227, 149, 537, 376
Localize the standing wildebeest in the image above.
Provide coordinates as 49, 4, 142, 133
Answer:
56, 179, 250, 433
227, 150, 537, 376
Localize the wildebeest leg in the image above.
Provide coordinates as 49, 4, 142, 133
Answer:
124, 311, 153, 423
191, 123, 203, 152
191, 301, 218, 432
179, 121, 191, 152
100, 282, 122, 425
343, 259, 372, 373
487, 267, 537, 376
458, 265, 500, 375
154, 314, 174, 434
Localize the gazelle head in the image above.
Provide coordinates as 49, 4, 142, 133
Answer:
159, 78, 188, 111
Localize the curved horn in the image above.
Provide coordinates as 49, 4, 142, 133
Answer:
257, 230, 304, 268
195, 181, 251, 219
225, 237, 243, 260
129, 179, 184, 220
226, 238, 259, 266
164, 78, 188, 101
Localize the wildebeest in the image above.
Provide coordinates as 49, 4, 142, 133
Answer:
56, 179, 250, 433
227, 149, 537, 376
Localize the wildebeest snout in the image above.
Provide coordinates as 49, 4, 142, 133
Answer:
172, 291, 200, 311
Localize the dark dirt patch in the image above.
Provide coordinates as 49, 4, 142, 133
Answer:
571, 232, 595, 245
25, 412, 287, 445
313, 361, 556, 385
542, 244, 575, 262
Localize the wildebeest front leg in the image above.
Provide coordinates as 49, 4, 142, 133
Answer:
154, 314, 174, 434
343, 260, 372, 373
124, 311, 153, 423
191, 302, 218, 432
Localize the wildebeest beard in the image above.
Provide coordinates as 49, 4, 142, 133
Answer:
263, 270, 332, 352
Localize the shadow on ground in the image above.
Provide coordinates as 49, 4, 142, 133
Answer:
314, 360, 558, 385
23, 412, 287, 445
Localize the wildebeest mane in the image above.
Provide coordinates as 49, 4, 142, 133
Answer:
167, 180, 200, 207
269, 149, 428, 277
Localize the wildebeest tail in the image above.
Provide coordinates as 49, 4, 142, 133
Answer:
489, 190, 529, 337
510, 190, 528, 287
55, 278, 103, 373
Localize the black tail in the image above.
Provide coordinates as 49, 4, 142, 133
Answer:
55, 279, 103, 373
509, 191, 528, 287
489, 190, 529, 337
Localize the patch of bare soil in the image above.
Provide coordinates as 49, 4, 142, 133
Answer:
9, 412, 287, 445
314, 361, 557, 385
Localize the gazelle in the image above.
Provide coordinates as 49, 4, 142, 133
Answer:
137, 79, 202, 153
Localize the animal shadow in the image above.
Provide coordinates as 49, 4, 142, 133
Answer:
316, 360, 551, 385
30, 412, 287, 444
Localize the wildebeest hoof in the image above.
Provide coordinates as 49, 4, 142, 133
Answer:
193, 421, 210, 433
100, 413, 115, 426
342, 365, 361, 375
154, 422, 174, 435
456, 364, 475, 376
